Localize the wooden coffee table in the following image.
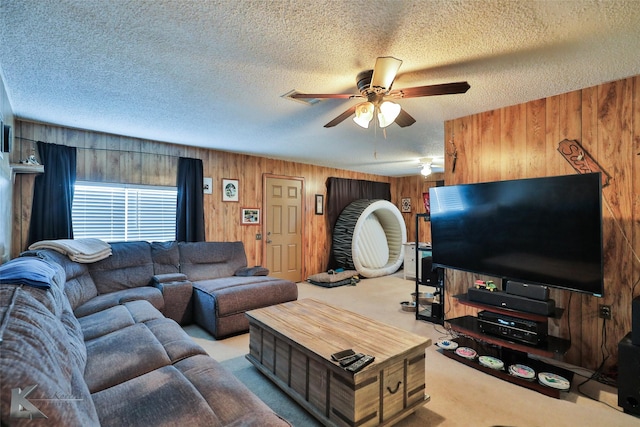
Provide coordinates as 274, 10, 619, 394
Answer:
245, 298, 431, 427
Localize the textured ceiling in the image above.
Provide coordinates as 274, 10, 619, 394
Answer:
1, 1, 640, 177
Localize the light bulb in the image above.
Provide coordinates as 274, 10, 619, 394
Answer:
353, 102, 374, 128
377, 101, 401, 128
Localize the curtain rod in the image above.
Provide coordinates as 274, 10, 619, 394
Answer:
15, 136, 182, 159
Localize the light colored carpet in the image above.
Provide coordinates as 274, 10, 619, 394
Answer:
184, 272, 637, 426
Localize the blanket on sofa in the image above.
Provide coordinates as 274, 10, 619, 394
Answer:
29, 238, 112, 263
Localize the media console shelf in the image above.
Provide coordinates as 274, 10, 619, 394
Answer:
443, 293, 572, 398
439, 336, 574, 399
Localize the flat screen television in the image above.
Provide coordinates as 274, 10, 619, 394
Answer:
429, 173, 604, 297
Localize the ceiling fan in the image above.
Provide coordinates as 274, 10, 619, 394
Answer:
291, 57, 470, 129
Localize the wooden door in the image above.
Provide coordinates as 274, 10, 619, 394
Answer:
263, 175, 303, 282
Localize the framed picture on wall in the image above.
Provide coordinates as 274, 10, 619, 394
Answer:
423, 192, 431, 215
315, 194, 324, 215
401, 197, 411, 213
203, 177, 213, 194
222, 179, 239, 202
241, 208, 260, 225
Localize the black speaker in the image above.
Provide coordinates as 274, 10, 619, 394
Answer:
467, 288, 556, 316
420, 257, 440, 285
505, 280, 550, 301
618, 333, 640, 415
632, 297, 640, 345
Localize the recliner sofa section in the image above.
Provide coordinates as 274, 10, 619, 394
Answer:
0, 240, 297, 426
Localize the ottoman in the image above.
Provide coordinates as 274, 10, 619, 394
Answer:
192, 276, 298, 339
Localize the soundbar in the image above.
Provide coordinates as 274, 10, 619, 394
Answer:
467, 287, 556, 316
505, 280, 550, 301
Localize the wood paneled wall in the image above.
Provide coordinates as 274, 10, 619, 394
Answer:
442, 76, 640, 372
395, 173, 443, 244
11, 120, 396, 280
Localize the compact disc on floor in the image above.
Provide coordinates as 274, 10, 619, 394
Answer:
478, 355, 504, 370
436, 339, 459, 350
508, 364, 536, 379
455, 346, 477, 360
538, 372, 570, 390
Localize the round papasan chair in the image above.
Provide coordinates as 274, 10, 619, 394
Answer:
332, 199, 407, 278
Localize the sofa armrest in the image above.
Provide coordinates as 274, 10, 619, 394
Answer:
152, 279, 193, 325
153, 273, 188, 284
235, 266, 269, 276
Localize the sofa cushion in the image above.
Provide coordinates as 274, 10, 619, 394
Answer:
144, 318, 207, 361
0, 284, 99, 425
179, 241, 247, 281
89, 241, 154, 293
91, 365, 220, 427
79, 300, 167, 340
193, 276, 298, 317
176, 355, 290, 426
151, 241, 180, 274
26, 249, 99, 309
73, 286, 164, 318
84, 323, 171, 393
78, 304, 137, 340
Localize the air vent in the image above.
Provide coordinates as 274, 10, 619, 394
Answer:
281, 89, 322, 106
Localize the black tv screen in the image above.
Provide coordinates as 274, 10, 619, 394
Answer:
429, 173, 604, 297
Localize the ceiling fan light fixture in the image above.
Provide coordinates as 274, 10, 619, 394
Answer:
377, 101, 401, 128
353, 102, 374, 128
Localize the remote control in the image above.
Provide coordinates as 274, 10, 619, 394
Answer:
346, 355, 375, 373
331, 349, 355, 362
339, 353, 364, 367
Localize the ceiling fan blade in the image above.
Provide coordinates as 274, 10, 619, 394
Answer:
370, 57, 403, 92
290, 93, 360, 99
394, 108, 416, 127
390, 81, 470, 98
324, 105, 358, 128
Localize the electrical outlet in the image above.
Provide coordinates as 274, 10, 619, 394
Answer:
598, 304, 611, 320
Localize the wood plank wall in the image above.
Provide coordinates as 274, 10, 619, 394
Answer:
443, 76, 640, 372
11, 120, 409, 280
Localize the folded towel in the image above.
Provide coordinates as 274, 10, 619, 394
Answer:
0, 257, 56, 289
28, 238, 112, 263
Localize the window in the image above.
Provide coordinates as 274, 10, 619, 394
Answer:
72, 181, 177, 242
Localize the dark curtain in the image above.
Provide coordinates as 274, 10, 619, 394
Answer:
176, 157, 205, 242
28, 142, 77, 246
325, 177, 391, 269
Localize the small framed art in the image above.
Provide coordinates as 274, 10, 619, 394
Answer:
401, 197, 411, 213
241, 208, 260, 225
315, 194, 324, 215
422, 192, 431, 215
203, 177, 213, 194
222, 179, 239, 202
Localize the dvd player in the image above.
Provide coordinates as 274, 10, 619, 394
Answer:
477, 310, 547, 345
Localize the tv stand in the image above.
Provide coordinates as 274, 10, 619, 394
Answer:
443, 293, 572, 398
